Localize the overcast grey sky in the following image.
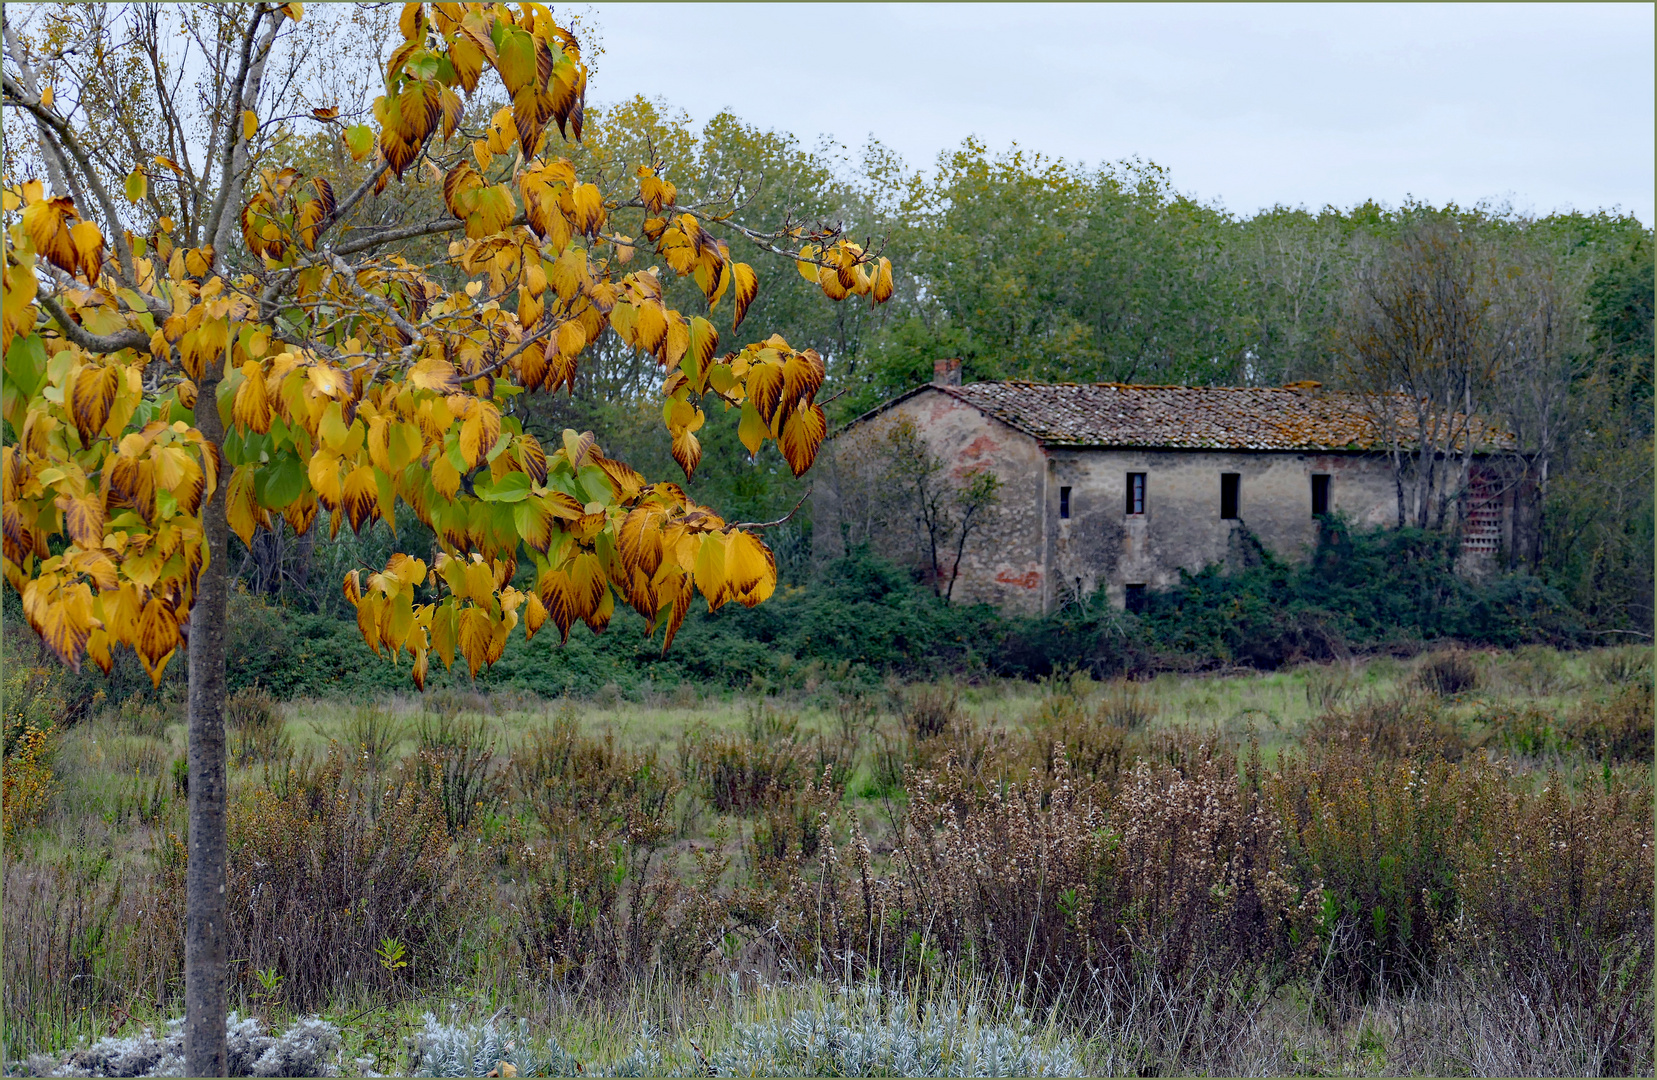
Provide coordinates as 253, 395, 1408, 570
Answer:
578, 3, 1654, 225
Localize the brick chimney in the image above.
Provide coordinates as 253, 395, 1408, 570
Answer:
933, 357, 962, 386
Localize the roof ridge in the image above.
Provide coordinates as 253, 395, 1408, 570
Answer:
965, 380, 1364, 392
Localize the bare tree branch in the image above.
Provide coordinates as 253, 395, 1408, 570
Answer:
36, 289, 153, 354
1, 69, 138, 287
729, 486, 813, 531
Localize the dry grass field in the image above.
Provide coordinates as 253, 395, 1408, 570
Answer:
3, 644, 1651, 1076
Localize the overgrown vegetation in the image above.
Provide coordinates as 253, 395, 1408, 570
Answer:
2, 523, 1604, 721
6, 643, 1650, 1076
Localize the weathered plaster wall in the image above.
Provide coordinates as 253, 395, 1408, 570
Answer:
814, 388, 1049, 613
1043, 447, 1399, 609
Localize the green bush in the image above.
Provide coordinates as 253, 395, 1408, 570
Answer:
40, 526, 1598, 705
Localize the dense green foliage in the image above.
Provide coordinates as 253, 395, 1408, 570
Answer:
8, 522, 1594, 708
1023, 519, 1584, 677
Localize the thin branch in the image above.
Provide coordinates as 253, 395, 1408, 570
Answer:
37, 290, 152, 354
200, 4, 266, 250
729, 485, 812, 532
323, 252, 423, 357
1, 71, 137, 287
315, 161, 389, 241
2, 17, 76, 202
330, 211, 486, 257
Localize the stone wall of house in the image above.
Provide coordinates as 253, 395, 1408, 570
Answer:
813, 389, 1049, 612
1042, 445, 1400, 610
815, 386, 1503, 614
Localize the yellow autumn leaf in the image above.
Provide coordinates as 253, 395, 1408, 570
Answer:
693, 532, 728, 611
226, 465, 260, 545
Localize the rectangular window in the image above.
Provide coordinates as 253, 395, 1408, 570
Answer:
1126, 472, 1146, 516
1220, 473, 1240, 520
1125, 583, 1147, 614
1059, 486, 1071, 519
1311, 474, 1330, 517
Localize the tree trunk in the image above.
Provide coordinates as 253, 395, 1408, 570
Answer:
186, 365, 231, 1077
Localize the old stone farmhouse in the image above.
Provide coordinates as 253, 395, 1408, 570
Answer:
813, 359, 1519, 615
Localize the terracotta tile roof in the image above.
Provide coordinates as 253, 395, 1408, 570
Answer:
926, 381, 1516, 452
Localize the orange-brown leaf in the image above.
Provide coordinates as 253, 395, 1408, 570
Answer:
341, 465, 380, 532
136, 595, 180, 673
731, 262, 757, 331
458, 605, 492, 676
670, 429, 700, 479
778, 401, 826, 478
537, 566, 577, 643
747, 361, 785, 426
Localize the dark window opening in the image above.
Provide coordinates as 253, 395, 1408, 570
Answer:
1311, 474, 1330, 517
1126, 472, 1146, 516
1059, 486, 1071, 519
1220, 473, 1240, 520
1125, 583, 1147, 614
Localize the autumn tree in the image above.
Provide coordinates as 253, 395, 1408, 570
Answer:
1336, 219, 1507, 531
0, 3, 891, 1073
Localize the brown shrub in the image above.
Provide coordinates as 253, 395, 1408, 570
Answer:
343, 704, 401, 770
1021, 685, 1149, 794
2, 842, 185, 1060
679, 706, 811, 815
1304, 664, 1354, 712
1268, 745, 1503, 989
226, 688, 287, 767
1456, 770, 1655, 1076
226, 747, 482, 1010
1415, 648, 1478, 697
117, 693, 175, 740
1567, 681, 1654, 762
1096, 679, 1156, 730
761, 742, 1319, 1021
1305, 693, 1468, 760
1503, 644, 1569, 697
413, 712, 499, 835
901, 685, 961, 742
1477, 703, 1570, 759
1588, 645, 1653, 688
508, 717, 710, 986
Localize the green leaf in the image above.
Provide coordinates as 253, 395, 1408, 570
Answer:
474, 470, 531, 503
574, 464, 612, 504
343, 124, 375, 162
375, 469, 397, 532
496, 26, 537, 96
221, 426, 247, 466
257, 452, 306, 509
267, 413, 292, 450
46, 347, 74, 389
124, 170, 147, 203
4, 334, 48, 398
408, 50, 441, 81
